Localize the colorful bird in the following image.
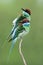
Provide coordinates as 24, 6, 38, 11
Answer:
8, 8, 31, 42
7, 8, 31, 60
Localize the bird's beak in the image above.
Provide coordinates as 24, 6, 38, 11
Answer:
21, 8, 25, 11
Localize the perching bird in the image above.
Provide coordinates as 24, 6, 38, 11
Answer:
8, 8, 31, 42
7, 8, 31, 60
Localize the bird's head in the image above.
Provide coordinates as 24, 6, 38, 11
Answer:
21, 8, 31, 17
22, 19, 30, 32
19, 19, 30, 32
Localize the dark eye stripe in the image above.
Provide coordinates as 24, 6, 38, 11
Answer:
22, 19, 29, 23
19, 19, 30, 26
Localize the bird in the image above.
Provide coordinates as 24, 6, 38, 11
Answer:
8, 8, 31, 42
7, 8, 31, 60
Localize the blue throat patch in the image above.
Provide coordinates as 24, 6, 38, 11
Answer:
23, 22, 30, 26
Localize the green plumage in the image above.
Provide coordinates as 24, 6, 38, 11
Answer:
8, 9, 31, 42
14, 25, 25, 38
8, 25, 25, 42
15, 15, 26, 28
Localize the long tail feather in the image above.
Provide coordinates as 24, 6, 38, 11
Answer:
7, 38, 17, 62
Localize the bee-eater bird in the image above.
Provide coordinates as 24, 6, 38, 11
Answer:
8, 8, 31, 42
7, 8, 31, 60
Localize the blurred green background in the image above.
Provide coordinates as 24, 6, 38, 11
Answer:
0, 0, 43, 65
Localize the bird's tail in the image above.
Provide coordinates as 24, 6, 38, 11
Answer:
7, 38, 17, 62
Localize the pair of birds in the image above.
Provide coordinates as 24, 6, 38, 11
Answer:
8, 8, 31, 43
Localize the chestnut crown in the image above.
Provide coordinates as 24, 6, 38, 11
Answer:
21, 8, 31, 15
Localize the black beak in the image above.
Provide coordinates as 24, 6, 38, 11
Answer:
21, 8, 25, 11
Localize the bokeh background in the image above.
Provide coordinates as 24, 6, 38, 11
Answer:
0, 0, 43, 65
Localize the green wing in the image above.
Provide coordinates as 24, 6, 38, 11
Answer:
13, 25, 25, 39
8, 25, 25, 42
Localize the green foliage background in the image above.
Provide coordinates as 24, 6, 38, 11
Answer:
0, 0, 43, 65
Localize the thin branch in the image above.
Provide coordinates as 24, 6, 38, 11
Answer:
19, 39, 27, 65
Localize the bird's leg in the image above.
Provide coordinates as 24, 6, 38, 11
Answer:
19, 39, 27, 65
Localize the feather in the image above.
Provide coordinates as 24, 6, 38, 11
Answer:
7, 38, 17, 62
8, 26, 15, 37
8, 27, 19, 42
13, 17, 18, 26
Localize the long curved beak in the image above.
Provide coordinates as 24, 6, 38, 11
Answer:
21, 8, 25, 11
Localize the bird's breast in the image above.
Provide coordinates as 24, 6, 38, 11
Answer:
23, 22, 30, 32
18, 30, 28, 38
